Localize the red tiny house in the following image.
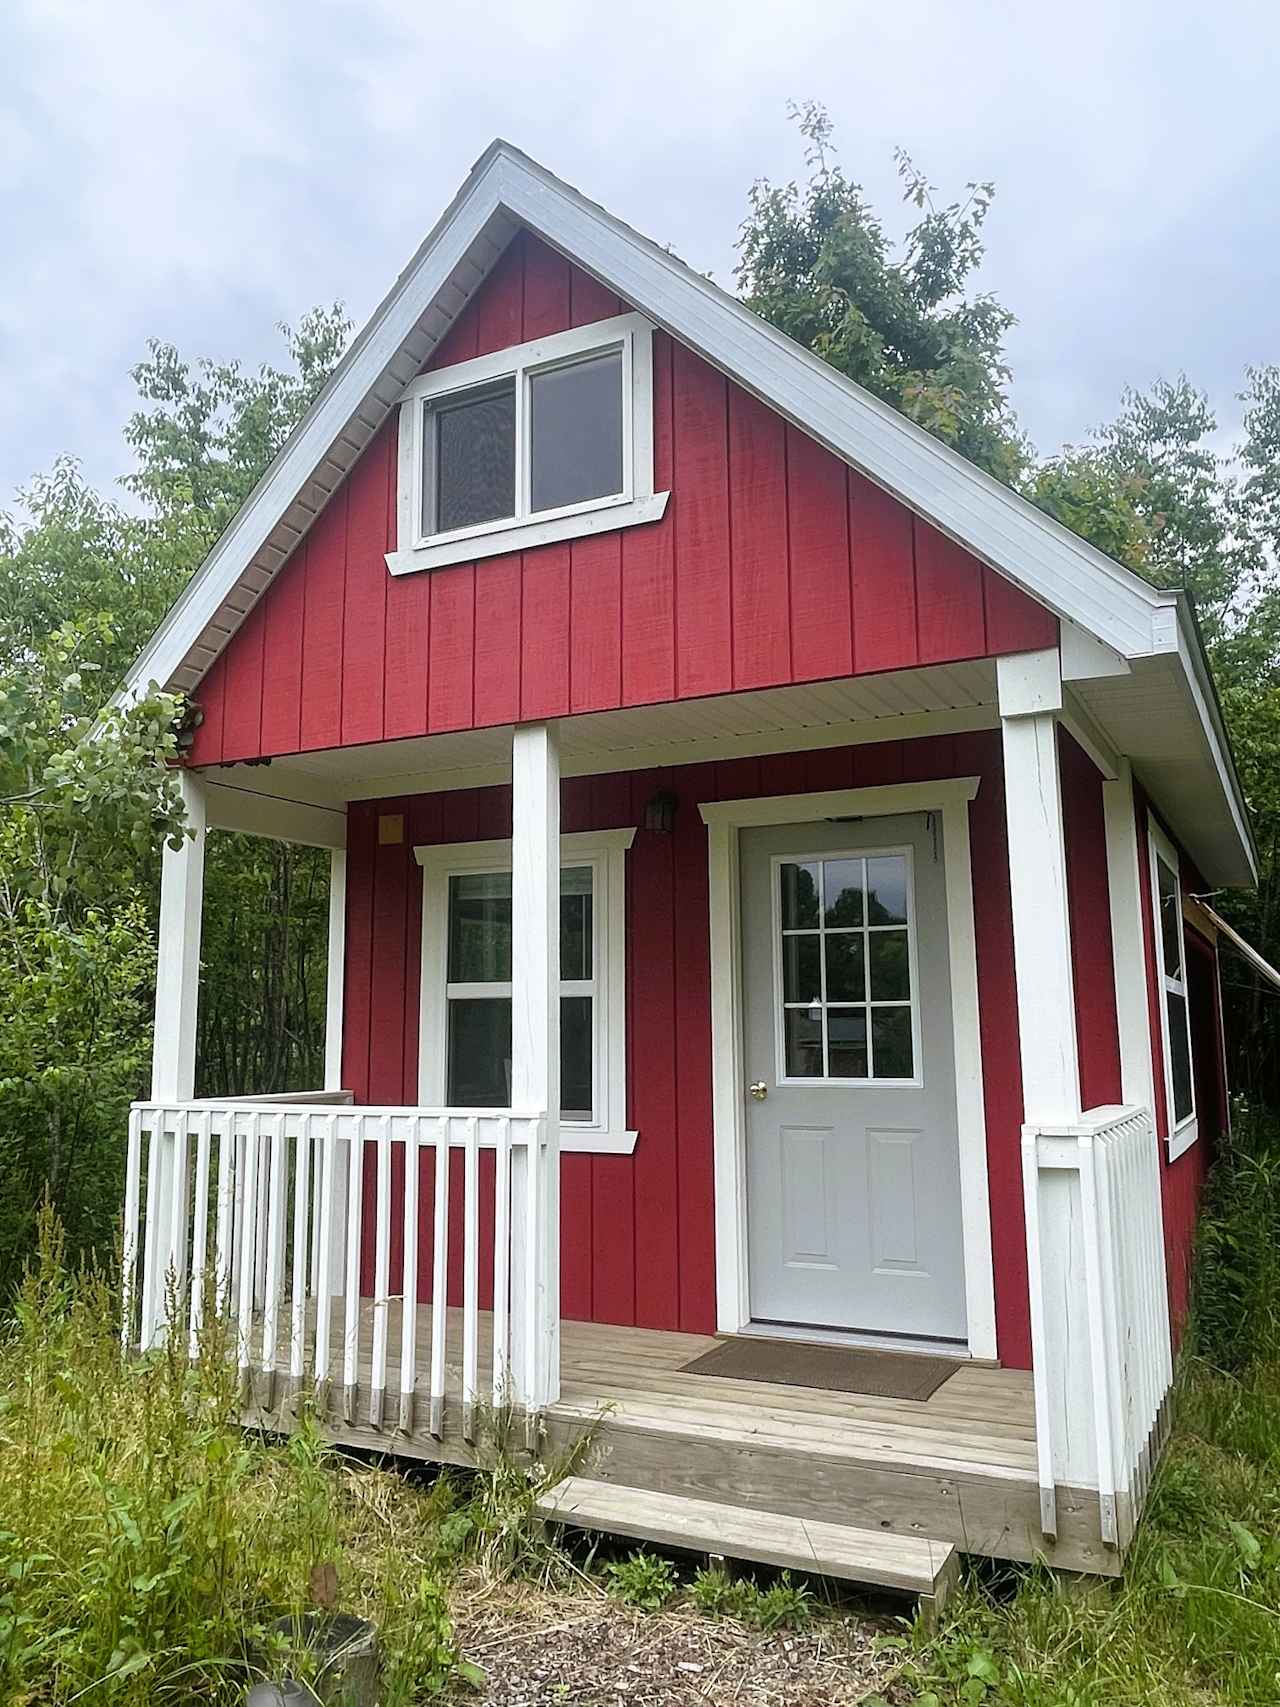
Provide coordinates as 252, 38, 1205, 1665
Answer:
125, 146, 1264, 1578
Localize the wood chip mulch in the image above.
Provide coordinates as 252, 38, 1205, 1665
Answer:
451, 1581, 904, 1706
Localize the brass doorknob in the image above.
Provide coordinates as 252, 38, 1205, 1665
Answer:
749, 1081, 768, 1101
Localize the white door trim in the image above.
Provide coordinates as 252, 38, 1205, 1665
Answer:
699, 777, 996, 1359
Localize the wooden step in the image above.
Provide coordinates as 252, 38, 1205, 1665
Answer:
537, 1475, 959, 1618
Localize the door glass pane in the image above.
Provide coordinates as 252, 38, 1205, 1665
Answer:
448, 872, 512, 982
783, 1007, 824, 1078
429, 381, 516, 534
560, 867, 593, 981
871, 1007, 914, 1079
530, 351, 624, 512
1167, 991, 1193, 1123
866, 856, 908, 925
447, 997, 512, 1105
868, 930, 911, 1000
781, 935, 821, 1004
824, 933, 865, 1003
560, 995, 593, 1122
827, 1009, 868, 1079
823, 858, 864, 927
1157, 856, 1183, 980
780, 862, 820, 929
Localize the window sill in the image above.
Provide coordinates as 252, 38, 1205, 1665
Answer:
386, 491, 669, 576
1166, 1116, 1198, 1162
562, 1127, 638, 1156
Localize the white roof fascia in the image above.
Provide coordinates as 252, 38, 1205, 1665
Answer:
1173, 597, 1257, 881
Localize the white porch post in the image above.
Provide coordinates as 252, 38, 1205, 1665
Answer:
997, 648, 1081, 1125
142, 768, 207, 1346
509, 722, 561, 1409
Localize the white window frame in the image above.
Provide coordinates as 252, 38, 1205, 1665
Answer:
1148, 817, 1198, 1160
770, 844, 924, 1091
415, 829, 636, 1154
386, 313, 669, 576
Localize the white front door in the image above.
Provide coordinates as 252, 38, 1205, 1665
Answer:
741, 812, 968, 1341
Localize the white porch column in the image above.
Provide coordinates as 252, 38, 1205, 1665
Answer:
142, 769, 207, 1345
509, 722, 561, 1409
152, 769, 208, 1102
997, 648, 1081, 1124
323, 848, 348, 1092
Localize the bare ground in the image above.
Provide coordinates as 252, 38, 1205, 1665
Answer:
452, 1579, 904, 1706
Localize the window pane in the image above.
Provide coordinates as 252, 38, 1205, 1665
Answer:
560, 867, 593, 981
824, 933, 865, 1003
560, 995, 593, 1122
871, 1007, 914, 1079
530, 351, 624, 512
448, 872, 512, 982
780, 862, 820, 929
866, 856, 909, 925
868, 930, 911, 1001
447, 997, 512, 1105
1157, 856, 1183, 980
827, 1009, 869, 1079
781, 935, 821, 1004
823, 859, 864, 927
783, 1007, 824, 1078
1167, 991, 1193, 1124
429, 381, 516, 534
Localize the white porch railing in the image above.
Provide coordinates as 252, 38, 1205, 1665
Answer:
1022, 1103, 1173, 1547
123, 1098, 554, 1437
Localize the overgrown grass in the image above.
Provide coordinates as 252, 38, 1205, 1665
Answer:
898, 1110, 1280, 1707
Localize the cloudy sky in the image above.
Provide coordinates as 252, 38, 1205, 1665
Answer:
4, 0, 1279, 510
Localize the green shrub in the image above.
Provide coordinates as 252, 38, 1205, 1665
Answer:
603, 1550, 679, 1611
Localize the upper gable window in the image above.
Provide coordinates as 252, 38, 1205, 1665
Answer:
387, 312, 669, 576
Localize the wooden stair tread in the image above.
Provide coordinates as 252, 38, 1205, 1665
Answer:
537, 1475, 958, 1598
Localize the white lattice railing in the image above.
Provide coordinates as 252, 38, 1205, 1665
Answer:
1022, 1103, 1172, 1546
124, 1099, 555, 1435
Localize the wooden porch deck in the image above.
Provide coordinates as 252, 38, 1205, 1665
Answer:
248, 1303, 1118, 1576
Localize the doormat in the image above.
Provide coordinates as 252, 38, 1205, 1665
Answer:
679, 1336, 960, 1401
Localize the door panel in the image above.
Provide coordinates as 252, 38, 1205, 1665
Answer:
741, 813, 967, 1340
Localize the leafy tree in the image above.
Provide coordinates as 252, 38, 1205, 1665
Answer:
737, 102, 1027, 483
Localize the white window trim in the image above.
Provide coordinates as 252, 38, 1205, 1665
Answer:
770, 844, 924, 1090
387, 313, 669, 576
415, 829, 637, 1154
1148, 817, 1198, 1160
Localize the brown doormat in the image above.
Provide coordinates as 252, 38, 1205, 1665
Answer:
679, 1336, 960, 1401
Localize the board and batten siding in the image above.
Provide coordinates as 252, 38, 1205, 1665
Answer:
1059, 728, 1124, 1113
340, 729, 1038, 1369
186, 231, 1057, 768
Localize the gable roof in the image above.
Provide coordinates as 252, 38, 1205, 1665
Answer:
118, 140, 1254, 884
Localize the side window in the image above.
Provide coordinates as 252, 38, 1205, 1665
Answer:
1149, 820, 1197, 1156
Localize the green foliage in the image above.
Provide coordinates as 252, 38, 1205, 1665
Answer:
689, 1563, 814, 1630
603, 1549, 679, 1611
0, 1214, 465, 1702
737, 103, 1027, 483
903, 1114, 1280, 1706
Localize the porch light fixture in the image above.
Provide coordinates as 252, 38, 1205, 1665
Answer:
642, 789, 678, 834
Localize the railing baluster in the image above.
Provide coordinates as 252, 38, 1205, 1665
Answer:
399, 1117, 420, 1433
290, 1113, 312, 1405
140, 1109, 166, 1351
213, 1113, 235, 1316
259, 1113, 288, 1412
491, 1116, 512, 1408
236, 1114, 262, 1404
462, 1115, 480, 1441
313, 1115, 339, 1408
342, 1117, 365, 1423
168, 1109, 191, 1333
429, 1116, 450, 1439
370, 1118, 392, 1429
122, 1107, 143, 1350
188, 1108, 213, 1357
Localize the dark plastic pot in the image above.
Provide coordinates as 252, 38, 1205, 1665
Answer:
266, 1614, 379, 1707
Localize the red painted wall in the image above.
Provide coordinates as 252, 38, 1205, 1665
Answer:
1135, 789, 1228, 1335
1060, 730, 1123, 1110
187, 231, 1057, 767
341, 729, 1035, 1368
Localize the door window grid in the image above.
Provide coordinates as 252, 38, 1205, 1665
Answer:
775, 852, 917, 1083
